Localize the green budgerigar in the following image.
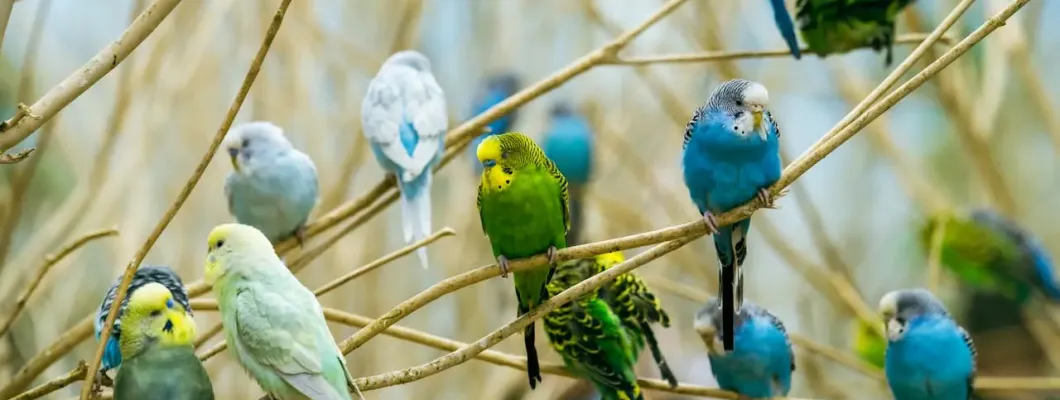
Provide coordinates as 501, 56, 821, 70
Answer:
590, 251, 678, 387
795, 0, 918, 65
920, 208, 1060, 305
851, 317, 886, 369
543, 260, 643, 400
113, 282, 214, 400
204, 223, 362, 400
475, 132, 570, 389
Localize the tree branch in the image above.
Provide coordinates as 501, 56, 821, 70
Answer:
0, 147, 33, 164
78, 0, 290, 397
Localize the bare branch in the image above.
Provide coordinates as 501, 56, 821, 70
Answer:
314, 227, 456, 296
0, 147, 33, 164
0, 228, 118, 337
0, 0, 183, 151
9, 361, 87, 400
79, 0, 291, 396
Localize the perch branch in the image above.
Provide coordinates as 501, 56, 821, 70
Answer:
9, 361, 87, 400
314, 227, 456, 296
604, 33, 956, 65
0, 0, 184, 152
79, 0, 291, 397
0, 228, 118, 337
286, 190, 401, 273
0, 147, 33, 164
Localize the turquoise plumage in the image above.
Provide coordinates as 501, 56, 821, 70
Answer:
541, 102, 594, 246
694, 297, 794, 399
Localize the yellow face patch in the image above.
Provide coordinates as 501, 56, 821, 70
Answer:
483, 164, 515, 192
476, 135, 502, 164
203, 225, 233, 284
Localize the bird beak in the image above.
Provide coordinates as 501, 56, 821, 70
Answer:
227, 147, 240, 172
884, 318, 904, 341
695, 324, 721, 355
751, 107, 765, 140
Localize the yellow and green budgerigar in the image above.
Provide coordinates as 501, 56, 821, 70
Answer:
113, 282, 213, 400
476, 131, 570, 389
590, 251, 678, 387
543, 260, 643, 400
204, 223, 363, 400
851, 316, 886, 369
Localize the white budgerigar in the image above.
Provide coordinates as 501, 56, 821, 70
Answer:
204, 223, 362, 400
361, 50, 448, 269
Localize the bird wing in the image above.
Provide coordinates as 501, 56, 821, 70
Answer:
681, 106, 706, 150
362, 68, 418, 174
760, 308, 796, 373
545, 296, 636, 392
958, 325, 977, 393
406, 71, 448, 176
234, 288, 345, 400
766, 110, 782, 140
540, 154, 571, 233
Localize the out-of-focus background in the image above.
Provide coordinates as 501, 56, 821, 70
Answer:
0, 0, 1058, 399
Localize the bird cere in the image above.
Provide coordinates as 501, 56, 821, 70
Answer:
9, 0, 1058, 399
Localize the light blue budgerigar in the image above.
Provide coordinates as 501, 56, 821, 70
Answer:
681, 79, 783, 351
468, 73, 521, 175
767, 0, 802, 59
362, 50, 448, 270
224, 121, 319, 245
880, 289, 977, 400
95, 265, 192, 381
693, 297, 794, 399
541, 102, 594, 246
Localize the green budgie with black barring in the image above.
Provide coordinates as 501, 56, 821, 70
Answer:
113, 282, 213, 400
794, 0, 918, 65
476, 132, 570, 389
543, 259, 643, 400
205, 223, 363, 400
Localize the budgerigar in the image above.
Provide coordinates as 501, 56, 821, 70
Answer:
476, 132, 569, 389
590, 252, 678, 387
469, 73, 521, 175
224, 121, 319, 245
767, 0, 802, 59
693, 297, 794, 399
681, 79, 782, 351
204, 223, 362, 400
362, 50, 448, 270
794, 0, 918, 65
543, 260, 643, 400
920, 208, 1060, 305
853, 316, 887, 369
113, 282, 213, 400
879, 289, 977, 400
95, 265, 192, 381
541, 102, 594, 246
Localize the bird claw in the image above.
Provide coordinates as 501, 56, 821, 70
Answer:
756, 188, 775, 209
294, 225, 308, 248
546, 246, 559, 266
92, 370, 111, 394
702, 211, 720, 235
498, 256, 511, 278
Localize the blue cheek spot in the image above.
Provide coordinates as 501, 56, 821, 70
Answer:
165, 299, 175, 309
483, 159, 496, 168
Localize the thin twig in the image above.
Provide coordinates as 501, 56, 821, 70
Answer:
192, 322, 223, 349
0, 0, 185, 152
314, 227, 456, 296
0, 228, 118, 337
9, 361, 87, 400
604, 33, 957, 65
0, 148, 33, 164
79, 1, 291, 397
927, 216, 949, 293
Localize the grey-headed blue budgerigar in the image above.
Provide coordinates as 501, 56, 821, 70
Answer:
468, 73, 521, 175
224, 121, 319, 245
693, 297, 794, 399
880, 289, 977, 400
681, 79, 782, 351
95, 265, 192, 381
362, 50, 448, 270
767, 0, 802, 59
541, 102, 594, 246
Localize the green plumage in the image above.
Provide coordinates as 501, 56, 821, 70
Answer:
589, 253, 678, 387
543, 261, 643, 400
796, 0, 916, 65
114, 345, 215, 400
476, 132, 570, 389
920, 212, 1034, 304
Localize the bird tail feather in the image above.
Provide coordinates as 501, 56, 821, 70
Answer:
397, 174, 433, 269
715, 224, 748, 352
768, 0, 801, 59
639, 322, 678, 388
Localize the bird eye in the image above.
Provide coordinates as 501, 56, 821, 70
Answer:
150, 310, 162, 317
501, 151, 509, 159
215, 239, 224, 249
735, 100, 744, 107
241, 139, 250, 148
734, 111, 745, 119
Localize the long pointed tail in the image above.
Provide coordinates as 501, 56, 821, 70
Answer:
714, 225, 747, 352
639, 322, 678, 388
397, 173, 433, 269
768, 0, 801, 59
524, 323, 543, 389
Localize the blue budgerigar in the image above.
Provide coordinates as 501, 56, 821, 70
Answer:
879, 289, 977, 400
693, 297, 794, 399
224, 121, 320, 245
468, 73, 521, 175
541, 102, 594, 246
681, 79, 782, 351
95, 265, 192, 380
767, 0, 802, 59
362, 50, 448, 270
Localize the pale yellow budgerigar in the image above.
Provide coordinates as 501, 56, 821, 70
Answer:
204, 223, 363, 400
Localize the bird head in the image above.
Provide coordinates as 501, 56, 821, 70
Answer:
204, 223, 273, 286
878, 288, 949, 342
477, 132, 539, 192
706, 79, 772, 142
693, 297, 729, 355
122, 282, 196, 351
383, 50, 433, 73
222, 121, 293, 173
